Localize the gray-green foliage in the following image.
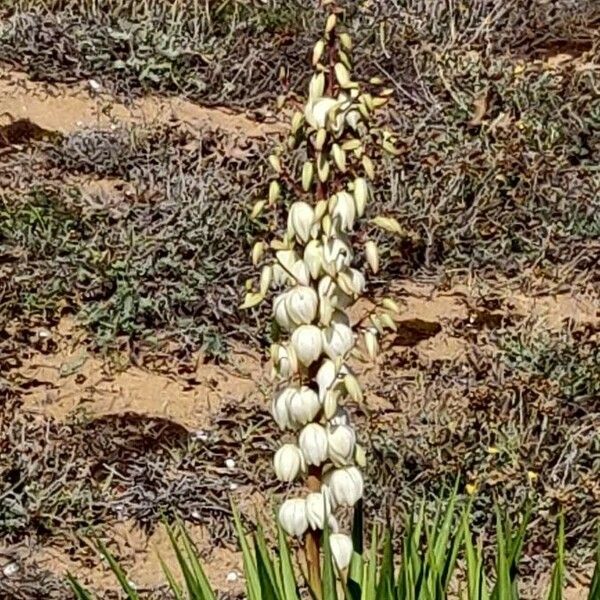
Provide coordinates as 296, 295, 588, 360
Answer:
0, 126, 266, 359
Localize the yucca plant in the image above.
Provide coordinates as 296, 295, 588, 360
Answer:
241, 0, 401, 592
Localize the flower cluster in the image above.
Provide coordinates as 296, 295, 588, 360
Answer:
243, 5, 399, 574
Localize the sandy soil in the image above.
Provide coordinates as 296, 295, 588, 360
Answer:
2, 65, 599, 597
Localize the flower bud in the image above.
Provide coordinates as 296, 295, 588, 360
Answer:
322, 320, 354, 359
299, 423, 328, 466
274, 444, 305, 482
330, 191, 356, 231
308, 73, 325, 102
327, 424, 356, 466
330, 533, 353, 570
305, 491, 331, 529
288, 386, 321, 426
302, 161, 314, 191
365, 240, 379, 274
278, 498, 309, 537
288, 201, 314, 243
291, 324, 323, 366
312, 39, 325, 66
364, 329, 379, 360
286, 286, 318, 325
328, 466, 363, 506
354, 178, 368, 217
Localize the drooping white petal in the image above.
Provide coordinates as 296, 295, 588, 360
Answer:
323, 238, 353, 276
278, 498, 309, 537
288, 202, 315, 243
305, 491, 331, 530
330, 191, 356, 231
303, 240, 324, 279
274, 444, 305, 482
327, 424, 356, 466
271, 387, 296, 429
322, 320, 354, 359
273, 292, 293, 331
330, 533, 354, 569
272, 343, 298, 378
327, 467, 363, 506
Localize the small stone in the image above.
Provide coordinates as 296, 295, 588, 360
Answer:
88, 79, 102, 92
191, 510, 201, 519
225, 458, 236, 469
229, 482, 239, 491
193, 430, 209, 442
3, 563, 19, 577
226, 571, 238, 582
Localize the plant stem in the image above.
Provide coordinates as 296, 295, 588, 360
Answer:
305, 466, 323, 596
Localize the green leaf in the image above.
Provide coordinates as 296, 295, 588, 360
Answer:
66, 572, 94, 600
157, 551, 185, 600
277, 521, 300, 600
348, 500, 364, 600
375, 529, 393, 600
547, 515, 565, 600
232, 504, 261, 600
95, 538, 141, 600
322, 524, 337, 600
255, 530, 280, 600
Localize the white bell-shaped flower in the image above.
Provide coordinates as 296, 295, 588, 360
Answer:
299, 423, 328, 466
288, 386, 321, 426
318, 275, 353, 310
278, 498, 309, 537
327, 424, 356, 466
330, 191, 356, 231
323, 238, 353, 276
316, 358, 347, 401
286, 286, 318, 325
322, 320, 354, 359
330, 533, 354, 570
305, 491, 331, 530
272, 344, 298, 378
291, 325, 323, 366
273, 292, 293, 330
327, 466, 363, 507
274, 444, 305, 482
271, 387, 296, 429
306, 97, 338, 129
303, 240, 324, 279
337, 268, 365, 297
288, 202, 315, 243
